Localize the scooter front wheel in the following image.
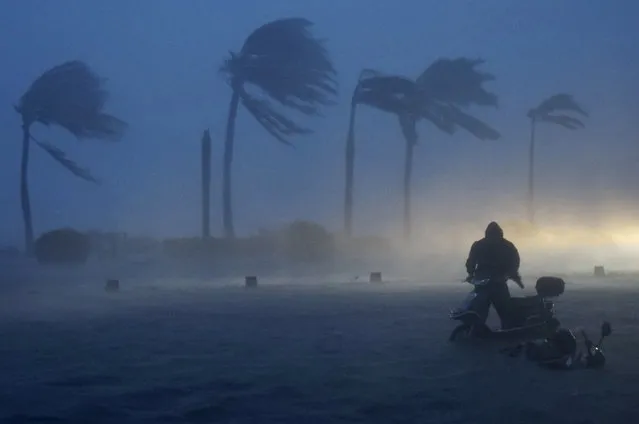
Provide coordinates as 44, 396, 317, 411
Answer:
449, 323, 472, 342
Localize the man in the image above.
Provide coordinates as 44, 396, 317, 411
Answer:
465, 221, 523, 329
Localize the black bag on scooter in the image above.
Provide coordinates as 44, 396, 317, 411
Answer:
503, 322, 612, 370
525, 328, 577, 370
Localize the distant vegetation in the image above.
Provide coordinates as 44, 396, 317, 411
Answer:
15, 61, 127, 256
164, 220, 377, 266
31, 221, 381, 269
218, 18, 338, 239
526, 94, 588, 224
12, 16, 592, 259
35, 228, 91, 265
344, 59, 500, 241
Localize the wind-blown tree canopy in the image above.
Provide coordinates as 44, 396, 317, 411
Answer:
414, 58, 500, 139
219, 17, 338, 238
344, 58, 500, 239
15, 60, 127, 254
527, 93, 588, 128
17, 61, 126, 140
16, 60, 127, 182
220, 17, 337, 143
525, 93, 588, 223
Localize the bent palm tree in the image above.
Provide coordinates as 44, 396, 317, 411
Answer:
15, 60, 127, 255
344, 71, 416, 237
344, 58, 500, 240
219, 17, 338, 239
526, 94, 588, 223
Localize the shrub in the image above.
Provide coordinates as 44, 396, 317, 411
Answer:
279, 220, 335, 263
162, 222, 336, 264
35, 228, 91, 264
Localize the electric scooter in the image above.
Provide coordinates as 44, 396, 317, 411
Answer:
449, 276, 565, 342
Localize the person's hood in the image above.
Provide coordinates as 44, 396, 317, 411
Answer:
485, 221, 504, 239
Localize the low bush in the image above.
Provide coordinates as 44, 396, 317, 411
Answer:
162, 221, 336, 264
35, 228, 91, 265
279, 220, 335, 263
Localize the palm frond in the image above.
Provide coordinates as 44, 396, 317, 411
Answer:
443, 105, 501, 140
51, 113, 127, 140
32, 137, 100, 183
355, 73, 416, 114
238, 89, 311, 145
416, 58, 498, 108
417, 102, 457, 135
17, 60, 127, 140
351, 58, 500, 142
221, 17, 338, 118
538, 114, 586, 129
531, 94, 588, 118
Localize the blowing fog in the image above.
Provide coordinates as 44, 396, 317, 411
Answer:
0, 2, 638, 423
0, 0, 637, 328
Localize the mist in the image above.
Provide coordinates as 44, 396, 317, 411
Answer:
1, 2, 639, 422
0, 1, 638, 260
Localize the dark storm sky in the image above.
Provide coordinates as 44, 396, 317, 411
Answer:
0, 0, 638, 244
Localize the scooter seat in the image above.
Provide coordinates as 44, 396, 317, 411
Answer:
509, 296, 544, 319
510, 295, 541, 307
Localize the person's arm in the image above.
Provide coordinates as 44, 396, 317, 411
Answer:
510, 242, 524, 288
511, 243, 520, 274
465, 241, 478, 277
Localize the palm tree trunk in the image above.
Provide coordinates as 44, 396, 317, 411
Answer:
403, 138, 415, 242
223, 90, 240, 239
201, 130, 211, 239
20, 124, 34, 256
399, 115, 418, 242
344, 101, 357, 237
527, 117, 536, 224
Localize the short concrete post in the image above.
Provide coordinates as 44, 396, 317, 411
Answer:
594, 266, 605, 277
105, 279, 120, 292
245, 276, 258, 288
370, 272, 382, 283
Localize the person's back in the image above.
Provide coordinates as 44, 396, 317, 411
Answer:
465, 221, 522, 329
466, 222, 520, 281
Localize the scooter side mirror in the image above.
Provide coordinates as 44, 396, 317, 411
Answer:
601, 321, 612, 338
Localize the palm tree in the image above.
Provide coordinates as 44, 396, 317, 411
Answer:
526, 94, 588, 223
344, 71, 415, 237
344, 58, 500, 240
15, 60, 127, 255
219, 17, 338, 239
201, 129, 212, 239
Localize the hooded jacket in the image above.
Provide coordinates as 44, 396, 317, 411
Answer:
465, 222, 520, 279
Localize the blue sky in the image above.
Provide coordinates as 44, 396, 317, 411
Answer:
0, 0, 638, 245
